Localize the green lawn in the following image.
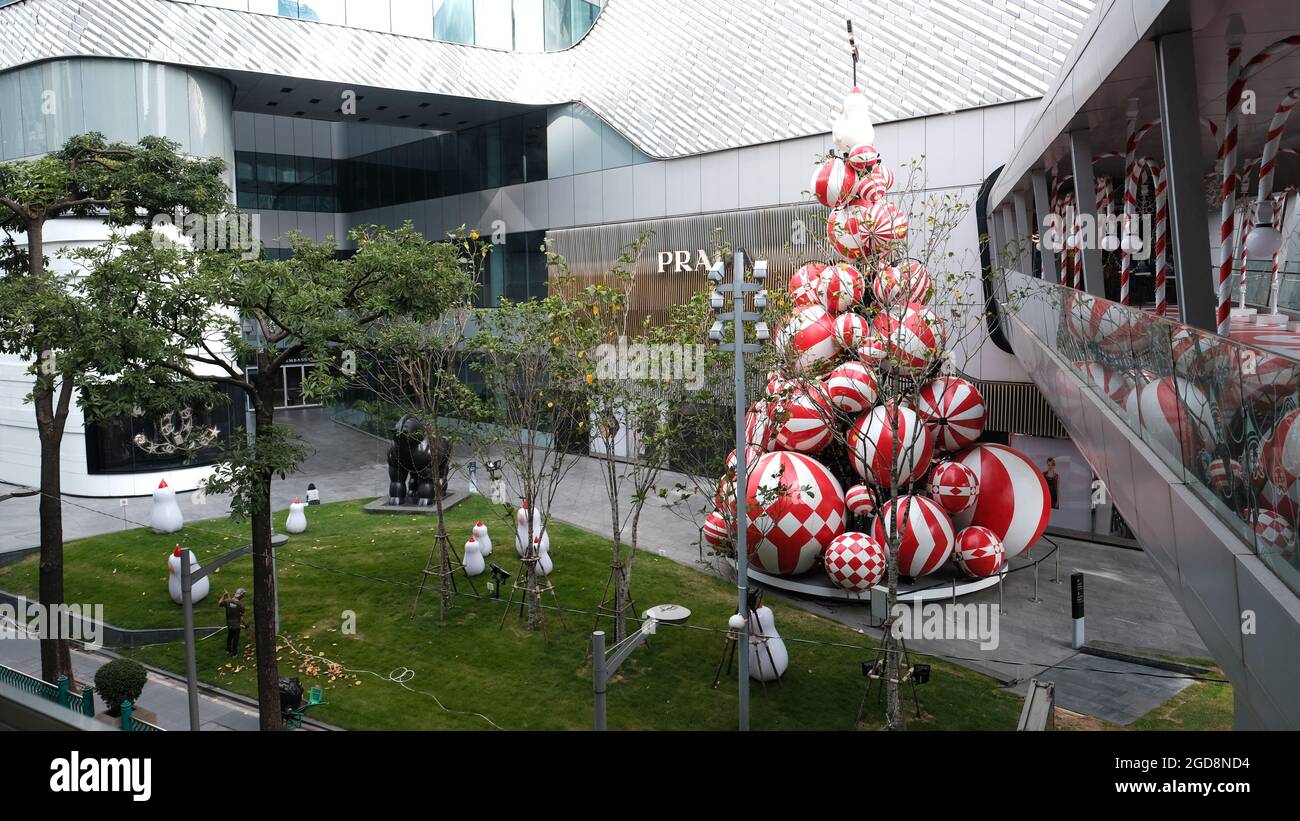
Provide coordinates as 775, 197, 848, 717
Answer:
0, 496, 1037, 730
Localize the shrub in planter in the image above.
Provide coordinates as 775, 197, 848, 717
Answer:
93, 658, 147, 717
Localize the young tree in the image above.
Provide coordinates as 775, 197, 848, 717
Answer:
78, 222, 459, 728
353, 227, 488, 622
0, 133, 226, 684
467, 291, 590, 634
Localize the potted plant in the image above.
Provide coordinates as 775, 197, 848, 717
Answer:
93, 658, 147, 717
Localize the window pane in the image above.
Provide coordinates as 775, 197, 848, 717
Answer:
391, 0, 434, 38
513, 0, 544, 51
434, 0, 474, 44
474, 0, 512, 49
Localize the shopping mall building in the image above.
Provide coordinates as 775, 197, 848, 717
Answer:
2, 0, 1299, 725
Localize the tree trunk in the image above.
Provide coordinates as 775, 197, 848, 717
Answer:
34, 393, 71, 685
433, 451, 450, 623
250, 374, 283, 731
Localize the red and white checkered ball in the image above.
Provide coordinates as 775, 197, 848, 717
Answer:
834, 311, 871, 349
1250, 508, 1295, 555
845, 483, 878, 518
916, 376, 986, 452
776, 305, 841, 371
951, 444, 1050, 559
811, 157, 857, 208
856, 199, 908, 250
927, 460, 980, 515
954, 526, 1005, 578
703, 509, 731, 547
743, 450, 846, 576
1074, 360, 1133, 405
872, 261, 931, 306
847, 402, 935, 487
1135, 376, 1213, 465
827, 206, 866, 259
872, 495, 955, 577
745, 402, 774, 449
845, 144, 880, 174
871, 301, 946, 375
824, 360, 879, 413
817, 262, 862, 311
771, 382, 835, 453
823, 531, 886, 591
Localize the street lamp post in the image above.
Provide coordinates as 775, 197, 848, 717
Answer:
708, 250, 768, 731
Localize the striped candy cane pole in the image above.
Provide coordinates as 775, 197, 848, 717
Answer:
1216, 38, 1246, 334
1256, 88, 1300, 312
1072, 200, 1084, 289
1151, 161, 1170, 317
1220, 35, 1300, 332
1238, 198, 1254, 308
1120, 110, 1140, 305
1269, 191, 1287, 313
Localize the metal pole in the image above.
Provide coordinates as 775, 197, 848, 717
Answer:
1031, 169, 1058, 282
1053, 544, 1061, 583
1071, 572, 1085, 649
1030, 558, 1041, 604
181, 556, 200, 731
998, 571, 1005, 615
592, 631, 607, 731
732, 250, 750, 732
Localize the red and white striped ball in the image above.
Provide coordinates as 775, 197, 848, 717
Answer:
1260, 472, 1300, 524
1241, 350, 1300, 409
927, 460, 980, 515
1261, 408, 1300, 496
872, 262, 931, 306
845, 144, 880, 174
743, 451, 846, 576
951, 444, 1050, 559
1066, 294, 1143, 355
834, 311, 871, 349
823, 531, 886, 591
847, 402, 935, 486
872, 302, 946, 375
856, 199, 908, 249
1208, 457, 1243, 495
765, 372, 791, 396
916, 376, 986, 452
789, 262, 827, 309
824, 360, 879, 413
870, 164, 895, 193
1251, 508, 1295, 555
702, 510, 731, 547
872, 495, 955, 577
811, 158, 857, 208
849, 172, 886, 205
845, 483, 878, 518
827, 206, 866, 259
856, 334, 889, 368
817, 262, 861, 311
1135, 376, 1213, 464
954, 526, 1005, 578
776, 305, 841, 371
771, 383, 835, 453
744, 402, 774, 449
1074, 360, 1133, 405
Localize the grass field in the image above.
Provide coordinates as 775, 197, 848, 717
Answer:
0, 496, 1041, 730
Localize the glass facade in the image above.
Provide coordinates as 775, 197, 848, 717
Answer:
231, 0, 603, 51
234, 109, 547, 212
83, 384, 244, 474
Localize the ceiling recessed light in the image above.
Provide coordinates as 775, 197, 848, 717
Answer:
377, 105, 388, 111
398, 114, 409, 119
359, 117, 369, 122
356, 95, 366, 100
267, 101, 278, 107
417, 123, 429, 128
294, 111, 305, 116
439, 112, 450, 117
457, 120, 468, 126
418, 102, 430, 108
280, 87, 293, 93
309, 98, 321, 104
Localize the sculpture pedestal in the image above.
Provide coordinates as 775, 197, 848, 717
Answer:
363, 491, 468, 516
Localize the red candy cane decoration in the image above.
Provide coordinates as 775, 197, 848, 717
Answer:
1256, 88, 1300, 312
1149, 160, 1170, 318
1218, 35, 1300, 334
1269, 191, 1288, 313
1121, 118, 1159, 306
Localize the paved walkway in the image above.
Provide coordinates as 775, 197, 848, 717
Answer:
0, 407, 1213, 726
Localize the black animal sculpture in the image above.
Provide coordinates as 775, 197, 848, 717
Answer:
386, 415, 451, 506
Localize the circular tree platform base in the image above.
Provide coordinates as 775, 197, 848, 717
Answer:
748, 563, 1003, 603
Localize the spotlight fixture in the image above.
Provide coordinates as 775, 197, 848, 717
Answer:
754, 289, 768, 309
1246, 200, 1284, 258
913, 663, 931, 685
753, 259, 768, 280
755, 321, 770, 341
707, 259, 725, 283
708, 320, 724, 341
710, 288, 725, 310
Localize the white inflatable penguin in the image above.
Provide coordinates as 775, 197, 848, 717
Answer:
463, 536, 486, 577
472, 520, 493, 557
747, 605, 789, 682
167, 545, 209, 605
150, 479, 184, 534
285, 497, 307, 534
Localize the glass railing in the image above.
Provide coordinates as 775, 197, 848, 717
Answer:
996, 270, 1300, 598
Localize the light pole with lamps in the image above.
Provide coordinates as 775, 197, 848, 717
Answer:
708, 249, 768, 731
